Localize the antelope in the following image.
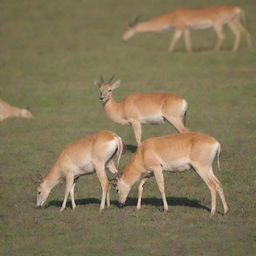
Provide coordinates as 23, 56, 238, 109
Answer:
123, 5, 252, 52
113, 132, 228, 216
0, 99, 33, 122
36, 130, 124, 212
94, 75, 189, 146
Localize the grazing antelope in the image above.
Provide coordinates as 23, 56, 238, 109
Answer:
123, 5, 252, 52
94, 75, 189, 146
36, 130, 124, 212
113, 132, 228, 216
0, 99, 33, 122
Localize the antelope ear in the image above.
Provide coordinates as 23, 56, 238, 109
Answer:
111, 80, 121, 90
32, 174, 43, 185
109, 177, 118, 186
94, 80, 101, 88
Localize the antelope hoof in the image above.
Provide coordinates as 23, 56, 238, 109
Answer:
60, 207, 65, 212
224, 207, 229, 215
210, 211, 215, 217
99, 208, 105, 213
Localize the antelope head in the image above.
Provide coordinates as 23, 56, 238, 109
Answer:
110, 175, 131, 205
94, 75, 121, 104
20, 108, 34, 119
123, 16, 140, 40
34, 175, 50, 208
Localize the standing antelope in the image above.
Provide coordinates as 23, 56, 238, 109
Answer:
113, 132, 228, 216
95, 75, 189, 146
123, 5, 252, 52
36, 130, 124, 212
0, 99, 33, 122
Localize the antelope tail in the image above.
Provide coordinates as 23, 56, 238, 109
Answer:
216, 143, 221, 171
240, 8, 246, 25
114, 135, 124, 170
183, 109, 187, 126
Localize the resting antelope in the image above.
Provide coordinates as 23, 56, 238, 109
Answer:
123, 5, 252, 52
0, 99, 33, 122
95, 75, 189, 146
113, 132, 228, 216
36, 130, 124, 212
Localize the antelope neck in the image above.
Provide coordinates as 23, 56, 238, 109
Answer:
44, 166, 62, 188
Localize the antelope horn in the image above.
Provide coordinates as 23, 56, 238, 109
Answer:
108, 178, 117, 186
134, 16, 141, 24
108, 172, 120, 185
108, 74, 115, 84
100, 74, 104, 83
129, 16, 141, 27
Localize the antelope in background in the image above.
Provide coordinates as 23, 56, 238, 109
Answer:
36, 130, 124, 212
0, 99, 33, 122
123, 5, 252, 52
95, 75, 189, 146
112, 132, 228, 216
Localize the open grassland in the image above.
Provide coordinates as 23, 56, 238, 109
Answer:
0, 0, 256, 255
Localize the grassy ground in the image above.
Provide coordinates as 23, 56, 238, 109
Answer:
0, 0, 256, 255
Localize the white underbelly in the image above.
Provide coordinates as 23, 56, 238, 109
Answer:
119, 119, 130, 125
162, 158, 191, 172
190, 24, 212, 30
141, 114, 164, 124
75, 161, 95, 176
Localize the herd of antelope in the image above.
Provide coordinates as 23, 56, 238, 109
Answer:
4, 4, 253, 217
35, 70, 229, 217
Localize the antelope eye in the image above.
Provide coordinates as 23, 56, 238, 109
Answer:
108, 89, 112, 92
38, 191, 41, 195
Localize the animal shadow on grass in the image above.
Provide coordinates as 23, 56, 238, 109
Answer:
46, 197, 211, 213
126, 144, 137, 153
46, 198, 100, 209
116, 197, 211, 213
173, 46, 214, 53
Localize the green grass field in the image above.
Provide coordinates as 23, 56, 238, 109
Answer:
0, 0, 256, 255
